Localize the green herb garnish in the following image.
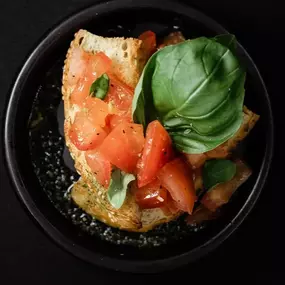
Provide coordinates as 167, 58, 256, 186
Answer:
202, 159, 236, 190
89, 73, 110, 99
107, 169, 135, 209
132, 35, 245, 153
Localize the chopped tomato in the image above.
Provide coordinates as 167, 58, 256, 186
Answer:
85, 150, 111, 188
139, 30, 157, 57
69, 111, 108, 151
134, 179, 168, 209
71, 52, 112, 106
157, 157, 196, 214
83, 97, 110, 125
137, 120, 173, 188
69, 98, 110, 151
105, 114, 131, 130
99, 123, 145, 173
104, 74, 134, 117
161, 194, 181, 216
67, 47, 89, 86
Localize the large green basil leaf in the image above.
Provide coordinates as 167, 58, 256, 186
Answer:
202, 159, 237, 189
107, 169, 135, 209
213, 34, 237, 53
133, 36, 245, 153
132, 52, 159, 129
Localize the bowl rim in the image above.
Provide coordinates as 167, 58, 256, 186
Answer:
4, 0, 274, 273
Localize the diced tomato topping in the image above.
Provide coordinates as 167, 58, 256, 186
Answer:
134, 179, 168, 209
69, 98, 110, 151
69, 111, 108, 151
70, 52, 112, 106
99, 123, 145, 173
67, 47, 90, 86
139, 30, 157, 57
83, 97, 110, 125
161, 194, 181, 216
157, 157, 196, 214
104, 74, 134, 117
105, 114, 131, 130
137, 120, 173, 188
85, 150, 111, 188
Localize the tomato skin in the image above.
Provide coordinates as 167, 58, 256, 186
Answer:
134, 179, 168, 209
157, 157, 196, 214
137, 120, 173, 188
69, 111, 108, 151
99, 123, 145, 173
104, 75, 134, 116
105, 114, 131, 130
69, 98, 110, 151
85, 150, 111, 188
70, 52, 112, 106
161, 194, 181, 216
139, 30, 157, 57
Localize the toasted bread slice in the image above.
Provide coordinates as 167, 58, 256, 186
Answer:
62, 30, 182, 232
185, 106, 260, 168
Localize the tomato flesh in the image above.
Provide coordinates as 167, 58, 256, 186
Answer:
99, 122, 145, 173
105, 114, 131, 130
157, 157, 196, 214
134, 179, 168, 209
137, 120, 173, 188
85, 150, 111, 188
139, 30, 157, 57
69, 98, 110, 151
104, 74, 134, 119
70, 52, 112, 106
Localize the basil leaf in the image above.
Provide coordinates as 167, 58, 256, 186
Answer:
213, 34, 237, 53
133, 35, 245, 153
202, 159, 236, 189
89, 73, 109, 99
132, 52, 159, 129
107, 169, 135, 209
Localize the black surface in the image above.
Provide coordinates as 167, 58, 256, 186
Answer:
0, 0, 281, 283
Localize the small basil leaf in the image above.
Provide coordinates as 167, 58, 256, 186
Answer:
202, 159, 236, 190
107, 169, 135, 209
89, 73, 109, 99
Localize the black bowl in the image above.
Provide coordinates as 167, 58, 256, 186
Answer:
4, 0, 273, 273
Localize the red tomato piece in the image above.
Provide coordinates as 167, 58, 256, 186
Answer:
139, 30, 157, 57
99, 123, 145, 173
161, 194, 181, 216
83, 96, 110, 125
67, 47, 89, 87
137, 120, 173, 188
134, 179, 168, 209
105, 114, 131, 130
85, 150, 111, 188
157, 157, 196, 214
71, 52, 112, 106
69, 111, 108, 151
69, 98, 110, 151
104, 74, 134, 117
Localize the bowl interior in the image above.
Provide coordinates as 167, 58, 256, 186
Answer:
5, 1, 273, 271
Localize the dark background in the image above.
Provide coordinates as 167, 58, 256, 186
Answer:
0, 0, 281, 283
